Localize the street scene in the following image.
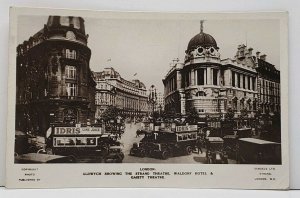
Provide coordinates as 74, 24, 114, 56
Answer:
14, 15, 281, 164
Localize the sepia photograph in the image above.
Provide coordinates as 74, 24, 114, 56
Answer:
5, 7, 289, 189
14, 14, 283, 165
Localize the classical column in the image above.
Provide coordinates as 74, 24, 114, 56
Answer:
195, 69, 198, 85
204, 69, 207, 85
240, 74, 244, 89
207, 67, 211, 85
191, 69, 195, 86
217, 69, 221, 86
245, 75, 248, 90
176, 71, 181, 89
235, 73, 238, 87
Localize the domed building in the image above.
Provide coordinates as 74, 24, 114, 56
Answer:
16, 16, 96, 135
163, 22, 259, 119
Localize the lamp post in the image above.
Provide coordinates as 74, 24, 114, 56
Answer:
148, 85, 157, 126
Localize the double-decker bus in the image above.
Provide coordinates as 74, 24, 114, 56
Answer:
46, 125, 124, 163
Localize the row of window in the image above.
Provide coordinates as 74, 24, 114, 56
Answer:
232, 71, 256, 90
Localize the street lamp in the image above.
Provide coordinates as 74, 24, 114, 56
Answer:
148, 85, 157, 125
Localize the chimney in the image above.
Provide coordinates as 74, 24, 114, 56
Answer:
248, 47, 253, 56
256, 51, 260, 59
260, 54, 267, 61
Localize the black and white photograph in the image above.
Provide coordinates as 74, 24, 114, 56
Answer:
5, 7, 289, 189
14, 14, 283, 165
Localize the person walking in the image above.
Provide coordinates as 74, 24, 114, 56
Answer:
196, 137, 203, 154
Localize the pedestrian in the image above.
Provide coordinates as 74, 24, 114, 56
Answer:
196, 138, 203, 154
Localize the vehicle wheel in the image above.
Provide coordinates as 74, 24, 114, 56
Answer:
139, 150, 146, 158
37, 149, 46, 154
46, 148, 53, 155
223, 158, 229, 164
116, 154, 123, 163
119, 152, 125, 160
161, 151, 169, 160
68, 155, 77, 163
185, 146, 193, 155
129, 149, 134, 156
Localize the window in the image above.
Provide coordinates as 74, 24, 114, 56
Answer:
66, 83, 77, 96
197, 69, 205, 85
65, 65, 76, 79
252, 77, 256, 91
213, 69, 218, 85
66, 49, 76, 59
232, 71, 235, 87
248, 76, 251, 90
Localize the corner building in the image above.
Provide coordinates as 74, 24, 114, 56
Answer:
163, 27, 259, 118
16, 16, 96, 135
94, 68, 149, 119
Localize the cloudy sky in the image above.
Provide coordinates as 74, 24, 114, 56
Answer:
18, 15, 280, 92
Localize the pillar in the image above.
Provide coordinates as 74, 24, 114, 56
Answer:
235, 73, 238, 87
217, 69, 221, 86
195, 69, 198, 85
176, 71, 181, 89
207, 67, 211, 85
240, 74, 244, 89
191, 69, 195, 86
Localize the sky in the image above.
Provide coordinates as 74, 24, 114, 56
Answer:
17, 15, 280, 92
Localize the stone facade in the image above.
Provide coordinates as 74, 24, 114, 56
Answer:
94, 68, 149, 119
16, 16, 96, 135
163, 27, 280, 118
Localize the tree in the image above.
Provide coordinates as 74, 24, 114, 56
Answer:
240, 108, 248, 119
101, 106, 120, 122
185, 107, 199, 124
225, 108, 235, 120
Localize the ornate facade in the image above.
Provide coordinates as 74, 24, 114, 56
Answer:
94, 68, 149, 119
16, 16, 96, 135
163, 24, 266, 118
256, 54, 280, 114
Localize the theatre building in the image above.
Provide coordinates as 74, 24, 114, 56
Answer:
16, 16, 96, 135
94, 67, 149, 119
163, 24, 259, 118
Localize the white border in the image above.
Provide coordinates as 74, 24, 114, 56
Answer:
5, 7, 289, 189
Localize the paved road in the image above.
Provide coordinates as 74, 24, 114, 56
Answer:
120, 123, 237, 164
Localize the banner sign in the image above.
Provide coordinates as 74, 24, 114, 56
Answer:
54, 127, 103, 135
175, 125, 198, 132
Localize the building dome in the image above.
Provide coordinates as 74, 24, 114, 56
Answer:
46, 16, 86, 35
187, 32, 218, 52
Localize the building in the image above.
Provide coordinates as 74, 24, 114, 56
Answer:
256, 53, 280, 114
94, 67, 149, 119
163, 23, 261, 118
16, 16, 96, 135
155, 92, 165, 112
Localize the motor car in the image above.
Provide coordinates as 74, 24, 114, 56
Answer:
206, 137, 228, 164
